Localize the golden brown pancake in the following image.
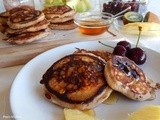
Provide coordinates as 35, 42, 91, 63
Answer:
104, 55, 159, 101
0, 24, 8, 33
74, 49, 113, 62
0, 11, 9, 25
49, 20, 77, 30
6, 19, 50, 34
9, 5, 34, 15
43, 5, 75, 18
43, 5, 76, 24
3, 29, 50, 44
7, 6, 45, 29
40, 53, 112, 110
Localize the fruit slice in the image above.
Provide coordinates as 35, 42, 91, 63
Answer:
103, 91, 118, 105
123, 12, 143, 25
64, 108, 95, 120
121, 22, 160, 36
67, 0, 91, 12
66, 0, 79, 9
75, 0, 88, 12
128, 105, 160, 120
44, 0, 65, 7
139, 0, 148, 4
84, 0, 91, 10
144, 11, 160, 24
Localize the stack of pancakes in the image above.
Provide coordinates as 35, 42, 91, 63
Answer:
3, 6, 50, 44
43, 5, 77, 30
0, 11, 9, 33
40, 49, 160, 110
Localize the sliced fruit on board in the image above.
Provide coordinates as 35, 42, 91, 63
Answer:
123, 12, 143, 25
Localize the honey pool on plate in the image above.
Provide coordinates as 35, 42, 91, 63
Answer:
74, 12, 114, 35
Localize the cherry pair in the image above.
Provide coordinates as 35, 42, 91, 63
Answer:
113, 41, 146, 65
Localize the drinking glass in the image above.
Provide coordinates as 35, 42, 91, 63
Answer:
3, 0, 35, 10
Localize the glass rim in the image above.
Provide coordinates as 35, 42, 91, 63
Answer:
74, 11, 114, 29
74, 11, 114, 19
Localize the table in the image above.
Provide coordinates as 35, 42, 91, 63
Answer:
0, 0, 160, 119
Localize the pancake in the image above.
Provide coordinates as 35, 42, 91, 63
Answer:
104, 55, 159, 101
49, 20, 77, 30
7, 6, 45, 29
43, 5, 76, 21
9, 5, 34, 15
40, 53, 113, 110
49, 15, 74, 24
0, 11, 9, 25
6, 19, 50, 34
4, 29, 50, 44
0, 24, 8, 33
74, 49, 113, 62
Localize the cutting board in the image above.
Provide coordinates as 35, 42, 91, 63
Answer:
0, 28, 122, 68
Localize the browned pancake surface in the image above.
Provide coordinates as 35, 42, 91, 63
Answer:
74, 49, 113, 62
9, 8, 42, 24
6, 19, 50, 34
105, 55, 158, 100
0, 11, 9, 25
41, 54, 108, 104
50, 19, 74, 25
43, 5, 72, 15
4, 30, 50, 44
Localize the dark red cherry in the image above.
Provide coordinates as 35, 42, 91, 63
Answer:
117, 41, 131, 51
127, 47, 147, 65
113, 45, 127, 56
122, 3, 131, 11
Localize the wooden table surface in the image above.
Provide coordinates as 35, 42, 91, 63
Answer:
0, 27, 120, 68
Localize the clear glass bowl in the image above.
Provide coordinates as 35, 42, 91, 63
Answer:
74, 11, 114, 35
100, 0, 140, 16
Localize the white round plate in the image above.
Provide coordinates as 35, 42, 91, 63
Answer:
10, 40, 160, 120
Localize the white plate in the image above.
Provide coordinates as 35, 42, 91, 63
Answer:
10, 40, 160, 120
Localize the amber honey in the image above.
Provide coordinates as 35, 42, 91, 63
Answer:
77, 19, 110, 35
79, 26, 109, 35
74, 12, 114, 35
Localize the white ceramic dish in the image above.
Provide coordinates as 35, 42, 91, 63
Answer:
10, 40, 160, 120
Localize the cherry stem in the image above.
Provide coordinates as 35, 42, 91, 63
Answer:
136, 26, 142, 48
98, 41, 114, 49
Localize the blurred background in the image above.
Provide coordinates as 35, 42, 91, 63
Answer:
0, 0, 100, 12
0, 0, 159, 17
